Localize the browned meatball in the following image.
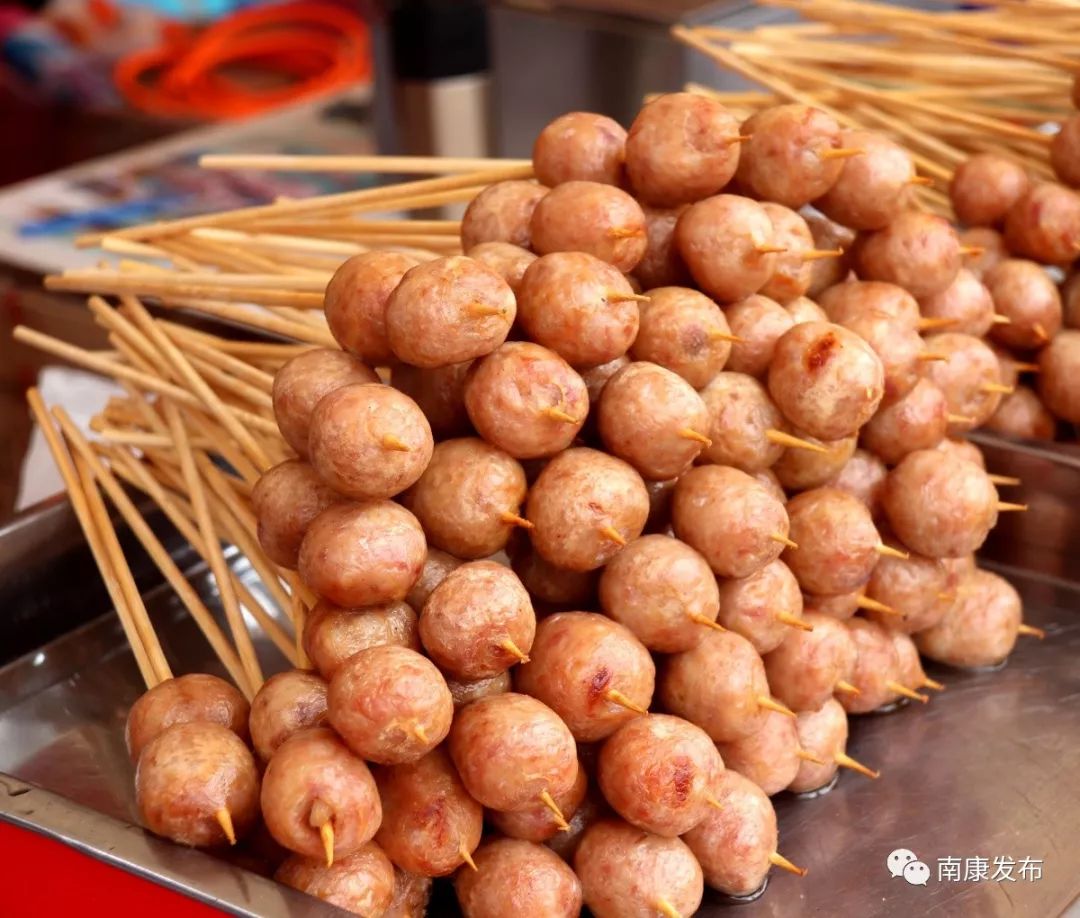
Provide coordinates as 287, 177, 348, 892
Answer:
276, 844, 395, 917
526, 448, 649, 572
447, 671, 512, 709
391, 360, 473, 440
683, 770, 778, 897
698, 372, 786, 472
802, 589, 860, 621
533, 112, 627, 187
918, 269, 995, 338
324, 252, 419, 365
789, 699, 877, 793
490, 764, 588, 842
420, 561, 536, 680
890, 630, 937, 695
630, 286, 732, 387
860, 378, 948, 466
634, 206, 692, 290
1039, 329, 1080, 422
575, 819, 703, 918
625, 92, 741, 206
805, 214, 855, 298
304, 600, 419, 680
449, 692, 578, 812
883, 448, 998, 558
467, 242, 537, 297
510, 543, 599, 608
385, 869, 432, 918
675, 195, 781, 303
856, 211, 962, 299
768, 322, 885, 440
673, 465, 789, 579
1004, 181, 1080, 265
935, 437, 986, 468
404, 547, 461, 613
261, 727, 380, 861
814, 130, 915, 230
460, 181, 548, 250
918, 333, 1004, 436
329, 645, 453, 764
531, 181, 647, 272
985, 259, 1063, 350
736, 104, 845, 208
960, 226, 1008, 280
839, 618, 904, 714
251, 460, 342, 569
660, 630, 776, 743
598, 714, 723, 837
385, 256, 515, 368
1052, 113, 1080, 187
759, 204, 816, 304
515, 611, 654, 742
597, 362, 711, 480
841, 310, 926, 403
599, 534, 720, 653
772, 432, 855, 492
457, 838, 583, 918
374, 747, 482, 877
126, 673, 249, 763
298, 501, 426, 608
273, 349, 379, 457
1063, 271, 1080, 329
717, 709, 799, 797
986, 386, 1056, 440
818, 279, 920, 331
725, 294, 796, 377
764, 612, 857, 712
308, 384, 433, 500
249, 670, 328, 763
516, 252, 640, 369
916, 569, 1023, 668
784, 488, 881, 596
785, 295, 828, 325
864, 547, 950, 634
950, 154, 1030, 227
752, 468, 787, 504
716, 559, 805, 655
824, 448, 887, 518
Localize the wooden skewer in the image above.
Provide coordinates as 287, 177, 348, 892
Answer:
755, 243, 788, 255
460, 843, 478, 872
539, 790, 570, 831
678, 427, 713, 447
1018, 623, 1046, 639
47, 274, 327, 310
655, 899, 683, 918
499, 638, 531, 664
875, 543, 909, 560
758, 696, 797, 718
835, 680, 860, 696
1011, 362, 1040, 373
770, 533, 799, 550
776, 611, 813, 631
216, 808, 237, 846
987, 473, 1021, 486
921, 676, 946, 692
765, 429, 829, 453
606, 290, 652, 303
919, 353, 949, 363
996, 501, 1028, 512
947, 413, 974, 424
199, 153, 533, 174
819, 146, 865, 160
689, 612, 726, 632
801, 247, 844, 261
605, 689, 649, 715
835, 750, 880, 780
856, 595, 902, 616
886, 680, 929, 703
769, 851, 808, 877
917, 316, 958, 331
599, 525, 628, 546
543, 406, 580, 425
796, 748, 827, 766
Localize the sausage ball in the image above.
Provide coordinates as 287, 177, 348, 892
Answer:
673, 465, 789, 579
855, 211, 962, 299
575, 819, 703, 918
298, 501, 425, 608
261, 727, 380, 861
385, 256, 515, 368
840, 310, 926, 403
385, 869, 431, 918
949, 153, 1030, 227
1063, 271, 1080, 329
391, 360, 472, 440
460, 180, 548, 250
675, 195, 781, 302
759, 204, 816, 304
489, 764, 588, 843
531, 181, 647, 272
916, 569, 1023, 669
824, 448, 887, 518
784, 488, 881, 596
510, 543, 599, 608
597, 362, 711, 480
447, 671, 512, 709
420, 561, 536, 680
986, 386, 1056, 440
660, 630, 773, 743
630, 286, 732, 387
716, 559, 805, 655
328, 645, 453, 764
764, 612, 857, 712
772, 432, 856, 493
1004, 181, 1080, 265
725, 294, 796, 377
919, 333, 1004, 435
403, 547, 461, 613
1052, 113, 1080, 187
805, 214, 855, 298
272, 349, 378, 457
1039, 329, 1080, 422
625, 92, 741, 206
457, 838, 583, 918
532, 111, 627, 187
466, 242, 536, 297
126, 673, 249, 763
891, 630, 936, 695
526, 448, 649, 571
865, 547, 950, 634
717, 709, 799, 797
324, 251, 419, 365
802, 589, 861, 621
516, 252, 640, 368
788, 699, 863, 793
817, 279, 920, 331
839, 618, 903, 714
918, 269, 995, 338
935, 437, 986, 468
985, 259, 1063, 350
736, 103, 845, 207
515, 611, 654, 743
308, 384, 433, 500
785, 295, 828, 326
814, 129, 915, 230
374, 747, 482, 876
249, 670, 328, 763
634, 206, 692, 290
598, 714, 724, 837
860, 378, 949, 466
698, 372, 786, 472
598, 534, 721, 653
449, 692, 578, 812
683, 770, 777, 898
251, 460, 342, 569
276, 843, 395, 917
404, 437, 528, 557
304, 600, 419, 680
882, 448, 998, 558
960, 226, 1008, 280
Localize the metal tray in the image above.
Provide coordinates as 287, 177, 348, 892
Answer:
1, 435, 1079, 916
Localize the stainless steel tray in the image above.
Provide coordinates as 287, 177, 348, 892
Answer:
1, 435, 1079, 916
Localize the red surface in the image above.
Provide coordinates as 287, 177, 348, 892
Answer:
0, 819, 226, 917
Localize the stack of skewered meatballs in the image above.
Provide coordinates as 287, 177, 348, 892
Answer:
126, 92, 1050, 918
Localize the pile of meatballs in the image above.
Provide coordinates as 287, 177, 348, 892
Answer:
126, 93, 1053, 918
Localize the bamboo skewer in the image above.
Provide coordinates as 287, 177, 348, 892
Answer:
199, 153, 533, 174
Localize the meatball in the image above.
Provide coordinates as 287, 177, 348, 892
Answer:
715, 559, 805, 655
986, 386, 1056, 440
985, 259, 1063, 350
467, 242, 537, 297
251, 460, 343, 569
860, 379, 949, 466
634, 206, 692, 290
460, 181, 548, 249
276, 844, 395, 917
249, 670, 328, 763
818, 279, 920, 331
839, 618, 905, 714
724, 294, 796, 377
916, 569, 1023, 668
805, 214, 855, 298
510, 543, 600, 608
763, 613, 858, 712
824, 448, 887, 518
864, 548, 951, 634
490, 763, 588, 842
447, 671, 513, 709
716, 709, 799, 797
784, 488, 881, 596
698, 372, 786, 472
531, 181, 647, 272
854, 211, 962, 299
949, 154, 1031, 227
814, 129, 915, 230
772, 431, 856, 493
1038, 329, 1080, 422
919, 333, 1005, 435
532, 111, 627, 187
457, 838, 583, 918
391, 360, 473, 440
630, 286, 732, 387
918, 269, 995, 338
1004, 181, 1080, 265
303, 600, 419, 680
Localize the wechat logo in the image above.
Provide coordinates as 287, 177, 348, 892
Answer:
888, 849, 930, 886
